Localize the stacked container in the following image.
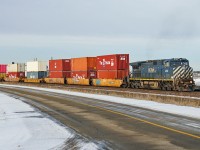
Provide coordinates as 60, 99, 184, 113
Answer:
49, 59, 71, 78
96, 54, 129, 79
26, 61, 48, 79
71, 57, 97, 79
0, 64, 7, 79
7, 63, 25, 78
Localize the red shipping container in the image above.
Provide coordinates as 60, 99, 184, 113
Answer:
71, 71, 97, 79
8, 72, 25, 78
96, 54, 129, 70
49, 71, 71, 78
71, 57, 96, 71
97, 70, 129, 79
49, 59, 71, 71
0, 65, 7, 73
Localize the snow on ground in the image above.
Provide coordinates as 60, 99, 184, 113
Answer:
0, 92, 101, 150
194, 78, 200, 86
0, 84, 200, 120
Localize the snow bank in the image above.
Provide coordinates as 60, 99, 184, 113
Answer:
1, 84, 200, 120
0, 92, 101, 150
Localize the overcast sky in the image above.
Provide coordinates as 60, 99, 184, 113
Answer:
0, 0, 200, 70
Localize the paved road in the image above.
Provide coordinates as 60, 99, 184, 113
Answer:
0, 86, 199, 150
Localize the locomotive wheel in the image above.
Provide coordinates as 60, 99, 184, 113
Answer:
177, 86, 183, 92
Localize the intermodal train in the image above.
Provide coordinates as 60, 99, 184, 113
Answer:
0, 54, 195, 92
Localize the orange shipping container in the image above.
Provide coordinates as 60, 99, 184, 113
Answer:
71, 57, 96, 71
97, 70, 129, 79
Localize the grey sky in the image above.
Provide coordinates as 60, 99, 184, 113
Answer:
0, 0, 200, 70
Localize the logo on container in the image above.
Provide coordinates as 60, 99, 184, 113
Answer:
120, 56, 126, 60
99, 59, 114, 67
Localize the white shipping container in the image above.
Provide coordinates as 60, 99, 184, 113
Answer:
27, 61, 48, 72
7, 63, 25, 72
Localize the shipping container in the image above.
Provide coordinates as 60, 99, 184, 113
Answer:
67, 78, 90, 85
7, 63, 25, 72
49, 71, 71, 78
27, 61, 48, 72
7, 72, 25, 78
97, 70, 129, 79
27, 71, 48, 79
96, 54, 129, 70
93, 79, 123, 87
71, 71, 97, 79
49, 59, 71, 71
71, 57, 96, 71
0, 65, 7, 73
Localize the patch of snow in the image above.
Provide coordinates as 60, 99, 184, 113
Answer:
1, 84, 200, 120
0, 92, 102, 150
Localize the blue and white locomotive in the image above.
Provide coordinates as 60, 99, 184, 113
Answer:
129, 58, 195, 91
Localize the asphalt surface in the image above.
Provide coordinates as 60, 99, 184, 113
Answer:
0, 86, 200, 150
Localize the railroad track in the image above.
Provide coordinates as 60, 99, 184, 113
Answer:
1, 82, 200, 98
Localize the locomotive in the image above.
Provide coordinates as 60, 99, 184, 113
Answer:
129, 58, 195, 91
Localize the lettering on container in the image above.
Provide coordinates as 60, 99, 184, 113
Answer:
120, 56, 126, 60
99, 59, 115, 67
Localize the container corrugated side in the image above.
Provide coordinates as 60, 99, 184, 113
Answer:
49, 59, 71, 71
7, 72, 25, 78
96, 54, 129, 70
7, 63, 25, 72
27, 61, 48, 72
0, 65, 7, 73
97, 70, 129, 79
49, 71, 71, 78
27, 71, 48, 79
71, 71, 96, 79
71, 57, 96, 71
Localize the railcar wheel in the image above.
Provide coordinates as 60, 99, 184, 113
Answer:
130, 82, 135, 88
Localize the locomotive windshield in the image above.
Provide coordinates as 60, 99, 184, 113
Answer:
170, 60, 189, 67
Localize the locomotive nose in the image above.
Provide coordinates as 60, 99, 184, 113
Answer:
173, 66, 193, 79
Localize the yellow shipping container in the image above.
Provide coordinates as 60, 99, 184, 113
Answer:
93, 79, 123, 87
45, 78, 65, 84
67, 78, 90, 85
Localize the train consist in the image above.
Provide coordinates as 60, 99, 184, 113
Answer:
0, 54, 195, 91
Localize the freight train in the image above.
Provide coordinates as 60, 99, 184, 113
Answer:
0, 54, 195, 92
